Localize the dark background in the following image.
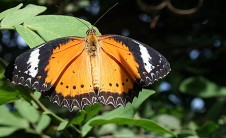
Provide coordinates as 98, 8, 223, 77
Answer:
1, 0, 226, 137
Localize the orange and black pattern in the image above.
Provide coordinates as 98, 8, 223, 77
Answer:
5, 28, 170, 111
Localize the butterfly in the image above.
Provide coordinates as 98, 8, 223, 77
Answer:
5, 26, 170, 111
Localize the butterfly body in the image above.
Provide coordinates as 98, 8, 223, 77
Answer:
5, 27, 170, 111
86, 29, 101, 91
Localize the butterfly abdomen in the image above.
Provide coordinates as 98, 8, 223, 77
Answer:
90, 52, 100, 91
87, 32, 101, 92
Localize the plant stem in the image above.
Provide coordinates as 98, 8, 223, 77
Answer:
29, 92, 64, 123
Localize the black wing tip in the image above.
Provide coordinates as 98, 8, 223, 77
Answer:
141, 62, 171, 87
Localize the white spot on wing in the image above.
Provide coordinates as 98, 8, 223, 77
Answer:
27, 48, 40, 77
133, 40, 154, 73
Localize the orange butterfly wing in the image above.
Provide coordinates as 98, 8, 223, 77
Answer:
97, 35, 170, 107
44, 38, 97, 110
97, 36, 142, 107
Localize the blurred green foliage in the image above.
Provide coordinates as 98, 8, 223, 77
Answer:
0, 0, 226, 138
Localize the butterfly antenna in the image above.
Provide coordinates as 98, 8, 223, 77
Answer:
74, 16, 90, 29
93, 3, 118, 26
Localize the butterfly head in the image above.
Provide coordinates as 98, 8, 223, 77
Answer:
86, 28, 96, 36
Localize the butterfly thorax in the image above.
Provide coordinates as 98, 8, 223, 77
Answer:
86, 29, 98, 55
86, 28, 100, 92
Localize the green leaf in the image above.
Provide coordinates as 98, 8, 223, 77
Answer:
24, 15, 100, 41
0, 127, 19, 137
66, 104, 101, 130
0, 105, 29, 128
16, 86, 33, 103
33, 91, 42, 100
0, 3, 23, 21
69, 110, 86, 126
14, 25, 45, 48
15, 100, 40, 123
98, 89, 155, 120
81, 89, 155, 137
1, 4, 46, 28
156, 114, 181, 130
57, 120, 69, 131
197, 121, 219, 137
83, 103, 102, 122
90, 118, 176, 137
0, 88, 20, 105
179, 76, 226, 98
35, 114, 51, 133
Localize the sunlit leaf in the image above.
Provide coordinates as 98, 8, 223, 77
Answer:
14, 25, 45, 48
57, 120, 69, 131
24, 15, 101, 41
15, 100, 40, 123
0, 3, 23, 21
1, 4, 46, 28
0, 105, 29, 128
90, 118, 176, 137
0, 127, 19, 137
35, 114, 51, 133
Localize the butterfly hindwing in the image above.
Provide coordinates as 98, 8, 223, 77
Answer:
48, 46, 98, 110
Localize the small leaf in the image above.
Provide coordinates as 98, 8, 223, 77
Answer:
1, 4, 46, 28
180, 76, 226, 98
0, 127, 19, 137
69, 110, 86, 126
197, 121, 219, 137
156, 114, 181, 130
33, 91, 42, 100
0, 105, 29, 128
0, 88, 20, 105
90, 118, 176, 137
0, 3, 23, 21
15, 100, 40, 123
35, 114, 51, 133
14, 25, 45, 48
83, 103, 102, 122
24, 15, 100, 41
57, 120, 69, 131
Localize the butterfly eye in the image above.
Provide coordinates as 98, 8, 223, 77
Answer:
92, 29, 96, 34
86, 29, 96, 35
86, 29, 90, 35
